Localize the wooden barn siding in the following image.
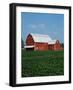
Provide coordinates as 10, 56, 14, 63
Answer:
48, 44, 54, 50
48, 43, 63, 51
26, 34, 63, 51
34, 43, 48, 51
26, 34, 34, 45
54, 43, 63, 50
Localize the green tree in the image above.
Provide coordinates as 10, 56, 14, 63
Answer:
21, 39, 24, 48
61, 43, 64, 48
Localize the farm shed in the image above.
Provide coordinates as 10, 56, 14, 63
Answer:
24, 33, 63, 51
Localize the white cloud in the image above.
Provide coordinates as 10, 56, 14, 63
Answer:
28, 23, 46, 29
28, 24, 37, 29
38, 24, 45, 28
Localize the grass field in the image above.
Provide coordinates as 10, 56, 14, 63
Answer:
21, 50, 64, 77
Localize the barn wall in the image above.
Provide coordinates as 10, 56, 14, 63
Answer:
54, 43, 63, 50
25, 34, 63, 51
48, 45, 54, 50
26, 34, 34, 45
48, 42, 63, 51
34, 43, 48, 51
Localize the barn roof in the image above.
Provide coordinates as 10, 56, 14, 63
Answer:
48, 40, 56, 44
29, 33, 57, 44
30, 33, 52, 43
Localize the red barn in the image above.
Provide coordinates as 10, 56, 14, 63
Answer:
24, 33, 63, 51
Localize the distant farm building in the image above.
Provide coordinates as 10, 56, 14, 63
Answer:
24, 33, 63, 51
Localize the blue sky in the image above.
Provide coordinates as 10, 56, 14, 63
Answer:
21, 12, 64, 43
